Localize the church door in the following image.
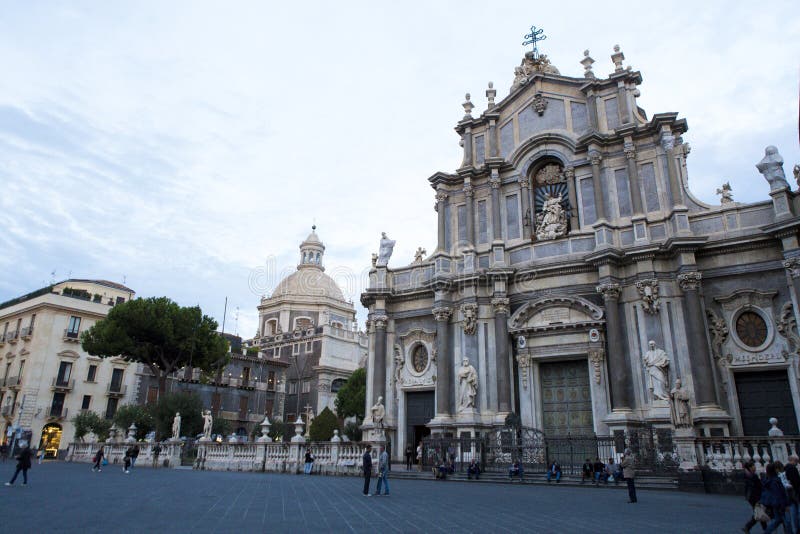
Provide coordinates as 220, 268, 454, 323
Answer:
540, 360, 594, 436
735, 370, 798, 435
406, 391, 434, 447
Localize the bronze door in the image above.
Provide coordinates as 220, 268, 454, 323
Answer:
540, 360, 594, 436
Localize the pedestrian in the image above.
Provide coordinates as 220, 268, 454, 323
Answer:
447, 444, 456, 470
593, 457, 605, 485
581, 458, 593, 484
375, 445, 390, 496
5, 440, 32, 486
91, 446, 104, 472
761, 462, 789, 533
130, 444, 140, 470
546, 459, 561, 483
304, 449, 315, 475
405, 444, 413, 470
784, 455, 800, 534
37, 447, 46, 465
416, 441, 423, 472
0, 442, 7, 461
123, 447, 132, 474
152, 442, 161, 468
743, 460, 768, 533
621, 448, 637, 503
362, 444, 373, 496
467, 459, 481, 480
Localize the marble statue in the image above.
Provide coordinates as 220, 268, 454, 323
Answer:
756, 146, 789, 191
202, 410, 213, 439
457, 358, 478, 410
794, 164, 800, 188
535, 194, 567, 240
171, 412, 181, 440
461, 304, 477, 336
716, 182, 733, 204
669, 379, 692, 428
643, 340, 670, 401
768, 417, 784, 437
413, 247, 427, 263
376, 233, 395, 267
370, 396, 385, 427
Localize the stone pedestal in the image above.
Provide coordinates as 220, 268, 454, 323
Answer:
673, 427, 700, 471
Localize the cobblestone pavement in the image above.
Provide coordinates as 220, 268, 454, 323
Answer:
0, 461, 747, 533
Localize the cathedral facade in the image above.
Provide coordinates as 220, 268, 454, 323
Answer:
360, 44, 800, 458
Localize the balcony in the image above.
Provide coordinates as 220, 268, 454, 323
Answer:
7, 330, 19, 344
106, 384, 127, 397
48, 406, 68, 420
1, 405, 13, 418
51, 377, 75, 391
5, 375, 21, 389
63, 329, 80, 343
20, 326, 33, 340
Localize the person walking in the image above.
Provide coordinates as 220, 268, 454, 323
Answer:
5, 441, 33, 486
152, 442, 161, 468
37, 447, 46, 465
304, 449, 315, 475
375, 445, 390, 496
362, 444, 373, 496
743, 460, 767, 533
130, 444, 140, 470
405, 444, 413, 471
621, 448, 637, 503
416, 441, 423, 472
123, 447, 132, 474
91, 446, 104, 472
784, 455, 800, 534
761, 462, 789, 533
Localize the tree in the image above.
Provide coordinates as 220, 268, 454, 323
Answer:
269, 419, 287, 442
334, 368, 366, 420
309, 407, 340, 441
212, 416, 231, 438
71, 411, 112, 442
81, 297, 229, 396
343, 421, 362, 442
151, 392, 203, 440
113, 404, 154, 440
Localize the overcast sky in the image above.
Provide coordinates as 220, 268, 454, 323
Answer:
0, 1, 798, 337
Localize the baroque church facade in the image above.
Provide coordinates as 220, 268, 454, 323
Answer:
361, 44, 800, 457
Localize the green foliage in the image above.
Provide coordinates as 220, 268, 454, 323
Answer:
72, 411, 112, 441
309, 407, 340, 441
343, 421, 362, 442
269, 419, 287, 442
246, 346, 260, 356
113, 404, 154, 440
81, 297, 229, 394
212, 416, 231, 437
151, 392, 203, 440
334, 368, 366, 420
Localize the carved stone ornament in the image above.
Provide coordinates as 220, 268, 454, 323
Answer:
516, 353, 531, 389
660, 133, 675, 152
518, 176, 530, 189
783, 258, 800, 279
463, 183, 474, 197
535, 194, 567, 240
588, 348, 604, 384
563, 166, 575, 180
635, 279, 660, 314
489, 174, 501, 189
436, 190, 448, 203
624, 142, 636, 160
393, 344, 405, 387
491, 297, 510, 316
776, 301, 800, 355
317, 381, 331, 392
706, 309, 731, 393
533, 93, 548, 116
677, 272, 702, 291
372, 314, 388, 329
589, 150, 602, 167
756, 146, 789, 192
432, 306, 452, 322
413, 247, 427, 263
461, 303, 478, 336
716, 182, 734, 204
534, 163, 564, 186
596, 283, 621, 300
794, 164, 800, 188
510, 53, 559, 93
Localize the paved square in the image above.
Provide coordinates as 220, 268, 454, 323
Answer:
1, 461, 746, 533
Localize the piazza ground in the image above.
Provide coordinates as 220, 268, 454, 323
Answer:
1, 461, 747, 533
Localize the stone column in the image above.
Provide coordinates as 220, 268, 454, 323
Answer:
492, 297, 512, 413
589, 150, 606, 221
677, 272, 716, 406
520, 176, 531, 240
624, 141, 644, 214
490, 171, 502, 240
464, 183, 475, 246
488, 118, 498, 158
564, 166, 579, 231
372, 314, 388, 407
586, 90, 599, 131
596, 283, 633, 410
436, 189, 448, 252
462, 126, 473, 168
661, 132, 683, 207
433, 306, 452, 417
617, 81, 631, 124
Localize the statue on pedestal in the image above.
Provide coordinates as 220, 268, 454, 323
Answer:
171, 412, 181, 440
669, 379, 692, 428
756, 146, 789, 191
457, 358, 478, 410
376, 233, 396, 267
370, 396, 385, 428
202, 410, 213, 440
643, 340, 670, 401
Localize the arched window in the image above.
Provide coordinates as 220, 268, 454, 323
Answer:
331, 378, 346, 393
265, 319, 278, 336
294, 317, 312, 330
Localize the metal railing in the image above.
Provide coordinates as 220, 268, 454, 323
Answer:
20, 326, 33, 338
51, 377, 75, 390
63, 329, 80, 340
106, 384, 127, 396
49, 406, 68, 419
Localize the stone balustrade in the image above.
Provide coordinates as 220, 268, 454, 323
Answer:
66, 441, 183, 468
694, 436, 800, 473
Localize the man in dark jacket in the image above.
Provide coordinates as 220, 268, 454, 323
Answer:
5, 441, 32, 486
743, 460, 766, 532
581, 458, 593, 484
784, 455, 800, 533
362, 444, 373, 496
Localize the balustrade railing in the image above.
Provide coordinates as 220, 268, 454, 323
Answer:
695, 436, 800, 473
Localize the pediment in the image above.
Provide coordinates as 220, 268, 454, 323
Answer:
508, 296, 604, 333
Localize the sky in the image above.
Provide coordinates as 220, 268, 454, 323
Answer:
0, 1, 798, 338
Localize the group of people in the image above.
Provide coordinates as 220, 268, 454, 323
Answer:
362, 444, 390, 496
743, 455, 800, 533
581, 456, 623, 485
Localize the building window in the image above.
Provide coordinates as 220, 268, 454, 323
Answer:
288, 381, 298, 394
292, 343, 300, 355
302, 380, 311, 394
286, 413, 296, 424
265, 319, 278, 336
81, 395, 91, 411
211, 392, 221, 413
412, 345, 429, 373
86, 364, 98, 382
105, 397, 119, 419
67, 316, 81, 335
56, 361, 73, 386
331, 378, 346, 393
50, 392, 66, 417
265, 399, 274, 415
267, 371, 276, 391
238, 396, 248, 419
305, 341, 312, 353
110, 368, 124, 393
146, 386, 159, 405
735, 310, 769, 348
294, 317, 312, 330
242, 367, 251, 385
18, 360, 25, 380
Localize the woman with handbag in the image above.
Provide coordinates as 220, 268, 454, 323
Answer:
91, 446, 104, 472
743, 460, 768, 532
5, 441, 32, 486
761, 462, 790, 534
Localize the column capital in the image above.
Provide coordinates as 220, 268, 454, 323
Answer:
596, 282, 620, 300
589, 150, 603, 166
436, 190, 448, 203
784, 258, 800, 279
489, 175, 501, 189
491, 297, 510, 315
371, 314, 389, 329
624, 141, 637, 160
432, 306, 452, 322
563, 166, 575, 180
660, 132, 675, 152
518, 176, 530, 189
677, 271, 702, 291
463, 183, 474, 197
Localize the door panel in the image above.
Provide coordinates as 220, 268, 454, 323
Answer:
540, 360, 594, 436
735, 370, 798, 435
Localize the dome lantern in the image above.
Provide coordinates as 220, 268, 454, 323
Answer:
298, 225, 325, 271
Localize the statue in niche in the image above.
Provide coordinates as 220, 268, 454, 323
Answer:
669, 379, 692, 428
376, 233, 395, 267
370, 396, 385, 427
536, 194, 567, 240
643, 340, 670, 401
393, 346, 404, 386
457, 358, 478, 410
461, 304, 477, 336
171, 412, 181, 440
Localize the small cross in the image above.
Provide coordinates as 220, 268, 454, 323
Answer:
522, 25, 547, 59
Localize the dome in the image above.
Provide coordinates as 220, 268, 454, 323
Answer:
271, 268, 345, 301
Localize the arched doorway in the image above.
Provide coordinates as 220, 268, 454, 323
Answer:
39, 423, 62, 458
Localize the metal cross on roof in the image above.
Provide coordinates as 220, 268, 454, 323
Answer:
522, 25, 546, 60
